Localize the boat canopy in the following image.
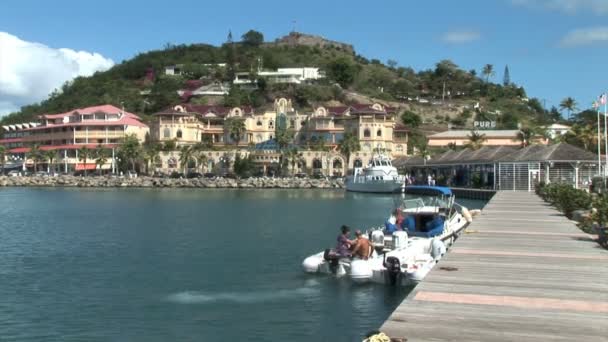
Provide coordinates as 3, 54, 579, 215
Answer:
403, 186, 452, 196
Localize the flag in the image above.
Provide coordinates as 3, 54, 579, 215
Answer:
601, 93, 608, 105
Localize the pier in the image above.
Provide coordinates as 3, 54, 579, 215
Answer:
380, 191, 608, 341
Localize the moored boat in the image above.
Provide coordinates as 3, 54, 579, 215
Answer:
302, 186, 471, 286
345, 154, 405, 193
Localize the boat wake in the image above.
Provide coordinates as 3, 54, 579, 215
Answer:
166, 286, 320, 305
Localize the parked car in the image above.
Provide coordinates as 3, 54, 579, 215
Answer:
221, 172, 237, 179
294, 172, 307, 178
203, 172, 216, 179
7, 170, 20, 177
311, 171, 326, 179
170, 172, 184, 179
35, 171, 49, 177
186, 172, 202, 179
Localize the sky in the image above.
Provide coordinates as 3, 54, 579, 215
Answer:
1, 0, 608, 116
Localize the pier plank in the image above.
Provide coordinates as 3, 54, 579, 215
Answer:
379, 191, 608, 341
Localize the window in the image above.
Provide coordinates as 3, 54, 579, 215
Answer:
396, 145, 404, 152
312, 159, 322, 169
176, 129, 183, 139
256, 120, 262, 127
364, 129, 371, 138
290, 119, 295, 128
354, 159, 363, 168
163, 128, 171, 138
269, 120, 274, 129
377, 129, 382, 137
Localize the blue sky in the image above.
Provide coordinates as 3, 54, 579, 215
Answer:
1, 0, 608, 115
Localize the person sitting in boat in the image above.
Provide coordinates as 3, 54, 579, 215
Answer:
385, 209, 404, 234
350, 230, 373, 260
336, 225, 356, 257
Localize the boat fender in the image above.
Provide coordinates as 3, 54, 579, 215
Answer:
383, 256, 401, 286
462, 207, 473, 223
430, 239, 446, 260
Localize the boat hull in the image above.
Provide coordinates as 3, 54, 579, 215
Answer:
345, 178, 403, 193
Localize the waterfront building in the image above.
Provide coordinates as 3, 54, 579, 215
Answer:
427, 129, 549, 148
0, 105, 149, 173
394, 143, 599, 191
149, 98, 406, 175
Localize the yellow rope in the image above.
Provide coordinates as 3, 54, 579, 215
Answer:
363, 332, 391, 342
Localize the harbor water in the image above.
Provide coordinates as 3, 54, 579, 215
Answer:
0, 188, 486, 341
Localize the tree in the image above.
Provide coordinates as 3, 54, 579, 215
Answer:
401, 110, 422, 128
179, 145, 194, 175
0, 145, 5, 174
43, 150, 57, 173
482, 64, 494, 83
516, 127, 535, 148
225, 117, 246, 147
78, 146, 91, 176
283, 147, 303, 176
241, 30, 264, 47
27, 144, 42, 172
559, 97, 578, 121
466, 131, 487, 150
200, 135, 214, 149
326, 57, 358, 88
191, 144, 208, 172
142, 143, 161, 175
338, 132, 361, 169
387, 59, 398, 69
94, 146, 108, 175
503, 65, 511, 86
118, 134, 142, 172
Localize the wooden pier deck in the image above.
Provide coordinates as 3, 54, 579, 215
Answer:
380, 191, 608, 341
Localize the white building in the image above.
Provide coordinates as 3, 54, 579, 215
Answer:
544, 123, 571, 140
234, 67, 324, 85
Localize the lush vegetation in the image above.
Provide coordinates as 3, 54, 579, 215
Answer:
1, 30, 558, 134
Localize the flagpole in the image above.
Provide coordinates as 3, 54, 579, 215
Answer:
605, 95, 608, 177
597, 103, 601, 175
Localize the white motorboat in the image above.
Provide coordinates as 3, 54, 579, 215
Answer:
302, 186, 472, 286
345, 154, 405, 193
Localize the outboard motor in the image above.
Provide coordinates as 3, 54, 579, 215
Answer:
393, 231, 408, 250
383, 255, 401, 286
371, 230, 385, 254
323, 249, 340, 274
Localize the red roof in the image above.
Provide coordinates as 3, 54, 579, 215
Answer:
155, 104, 254, 118
38, 105, 147, 128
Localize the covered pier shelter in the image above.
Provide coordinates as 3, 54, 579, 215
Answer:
394, 143, 600, 191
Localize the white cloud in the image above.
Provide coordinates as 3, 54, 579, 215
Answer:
0, 32, 114, 116
512, 0, 608, 15
441, 30, 481, 44
559, 26, 608, 46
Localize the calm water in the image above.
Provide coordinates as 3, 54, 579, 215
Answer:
0, 188, 486, 342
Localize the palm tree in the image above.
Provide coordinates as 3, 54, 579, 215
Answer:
43, 150, 58, 173
142, 143, 161, 175
191, 143, 208, 172
0, 145, 6, 175
179, 145, 194, 175
225, 117, 246, 148
118, 134, 142, 172
338, 132, 361, 171
27, 144, 42, 172
482, 64, 494, 83
568, 124, 596, 151
466, 131, 487, 150
78, 146, 91, 176
284, 147, 303, 176
559, 97, 578, 121
516, 126, 549, 147
94, 146, 108, 176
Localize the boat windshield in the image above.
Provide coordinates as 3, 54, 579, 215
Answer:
396, 195, 450, 210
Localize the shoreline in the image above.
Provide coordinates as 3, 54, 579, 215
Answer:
0, 175, 345, 189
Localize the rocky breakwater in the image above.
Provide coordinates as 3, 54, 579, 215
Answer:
0, 175, 345, 189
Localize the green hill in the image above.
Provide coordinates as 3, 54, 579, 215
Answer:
1, 30, 559, 133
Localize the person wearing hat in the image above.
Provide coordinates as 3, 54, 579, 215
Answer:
350, 230, 373, 260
